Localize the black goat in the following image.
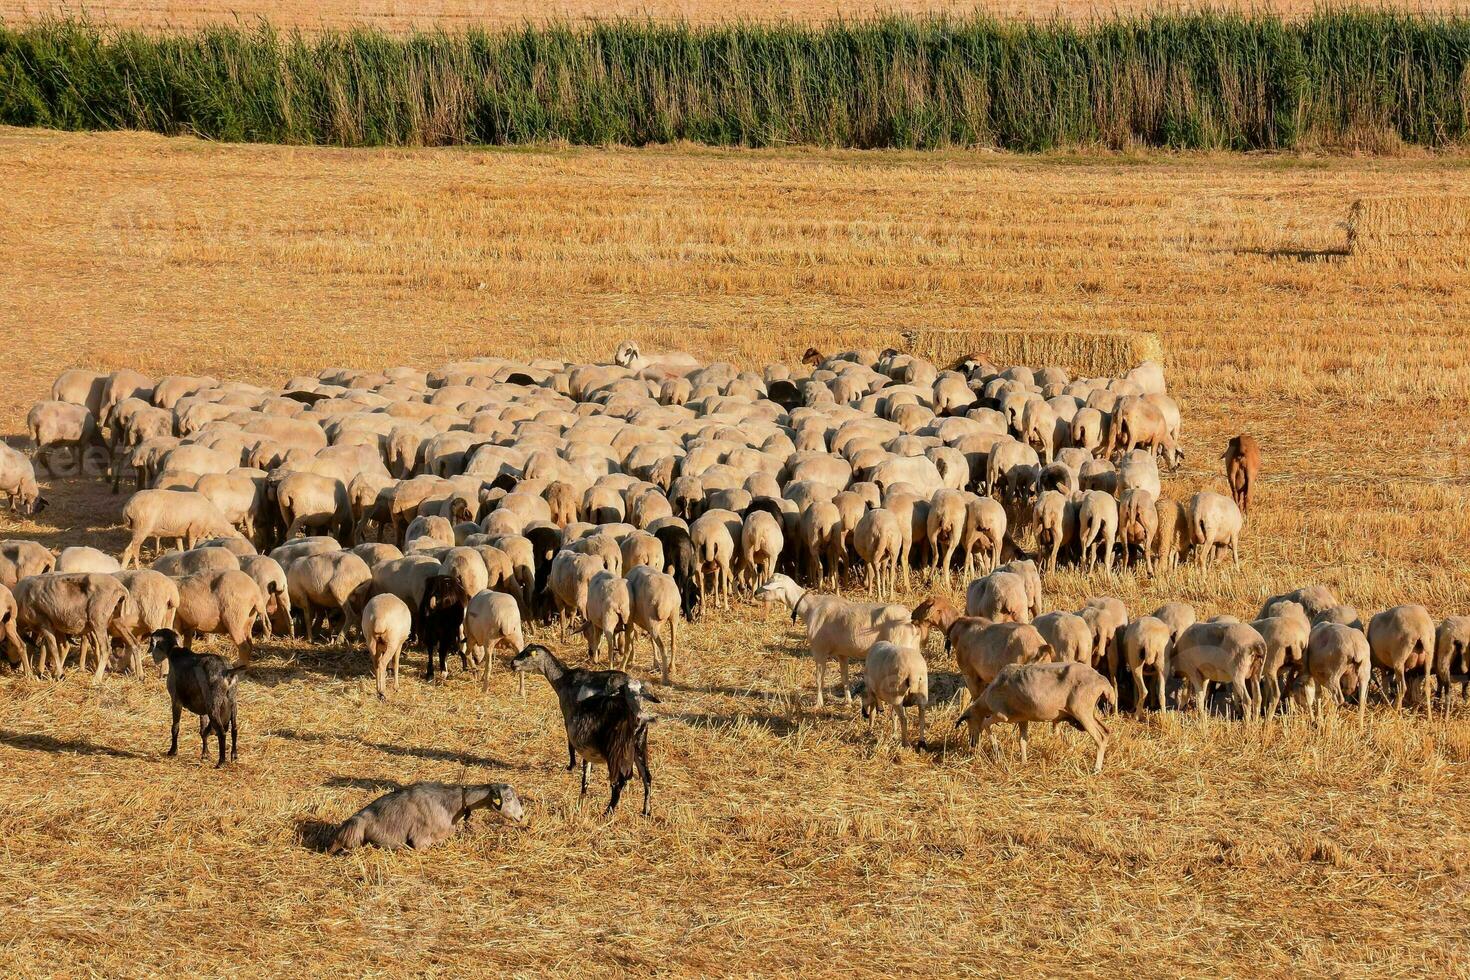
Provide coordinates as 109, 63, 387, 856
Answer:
766, 379, 803, 412
653, 523, 699, 620
149, 629, 241, 768
512, 644, 657, 817
418, 574, 467, 681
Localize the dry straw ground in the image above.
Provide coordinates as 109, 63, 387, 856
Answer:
5, 0, 1470, 29
2, 127, 1470, 974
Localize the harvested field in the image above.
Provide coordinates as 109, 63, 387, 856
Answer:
2, 128, 1470, 974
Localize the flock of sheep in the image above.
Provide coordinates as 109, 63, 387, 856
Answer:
1, 340, 1464, 846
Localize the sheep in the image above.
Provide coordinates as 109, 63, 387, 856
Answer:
548, 550, 606, 638
955, 662, 1114, 772
1033, 611, 1094, 666
1172, 621, 1265, 720
1120, 616, 1171, 718
463, 590, 524, 692
755, 573, 914, 708
149, 629, 240, 768
1297, 622, 1372, 723
419, 574, 468, 682
1032, 490, 1075, 572
965, 571, 1030, 624
287, 551, 374, 643
1186, 491, 1243, 567
151, 546, 239, 578
0, 539, 56, 588
56, 546, 122, 574
1077, 490, 1119, 572
1313, 604, 1363, 631
13, 572, 134, 680
0, 443, 46, 516
237, 553, 291, 637
689, 510, 738, 611
1117, 488, 1157, 572
797, 500, 844, 592
853, 507, 902, 600
859, 640, 929, 749
1259, 585, 1338, 621
361, 593, 412, 698
1367, 604, 1437, 714
173, 569, 270, 666
1, 582, 29, 676
584, 570, 632, 666
120, 489, 243, 568
626, 566, 681, 683
27, 400, 104, 475
961, 494, 1007, 578
1222, 434, 1261, 515
925, 488, 967, 585
996, 559, 1042, 622
511, 643, 659, 816
327, 782, 525, 853
112, 569, 180, 671
1079, 597, 1128, 686
1152, 497, 1188, 570
1435, 616, 1470, 704
738, 510, 783, 592
1251, 614, 1310, 718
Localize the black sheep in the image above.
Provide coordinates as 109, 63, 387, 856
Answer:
653, 523, 699, 620
149, 628, 241, 768
524, 524, 562, 623
418, 574, 467, 681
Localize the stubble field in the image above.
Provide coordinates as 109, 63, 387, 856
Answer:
2, 127, 1470, 974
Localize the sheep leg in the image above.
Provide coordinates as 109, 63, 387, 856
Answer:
1131, 666, 1148, 720
1017, 721, 1029, 764
378, 653, 390, 699
840, 657, 852, 705
897, 705, 910, 747
1394, 666, 1407, 711
915, 700, 927, 750
1077, 711, 1108, 774
1233, 679, 1254, 722
168, 701, 182, 756
813, 654, 827, 709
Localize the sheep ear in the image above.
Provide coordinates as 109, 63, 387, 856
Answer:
491, 789, 501, 807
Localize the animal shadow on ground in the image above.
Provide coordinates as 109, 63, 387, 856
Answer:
0, 729, 150, 760
274, 728, 531, 771
294, 818, 339, 853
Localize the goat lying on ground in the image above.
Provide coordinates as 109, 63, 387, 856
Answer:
327, 782, 525, 853
149, 628, 241, 768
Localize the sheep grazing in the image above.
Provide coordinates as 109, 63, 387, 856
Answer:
626, 566, 680, 683
511, 644, 659, 817
1120, 616, 1171, 718
149, 629, 241, 767
419, 574, 468, 682
1172, 621, 1266, 720
956, 662, 1115, 773
174, 569, 271, 666
1221, 434, 1262, 515
328, 782, 524, 853
755, 573, 915, 708
14, 572, 135, 680
860, 640, 929, 749
361, 593, 412, 698
1436, 616, 1470, 704
1367, 604, 1437, 714
1297, 622, 1371, 724
463, 589, 524, 692
120, 489, 244, 568
0, 442, 46, 516
0, 582, 28, 676
1186, 491, 1243, 568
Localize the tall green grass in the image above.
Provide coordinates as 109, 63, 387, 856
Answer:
0, 11, 1466, 150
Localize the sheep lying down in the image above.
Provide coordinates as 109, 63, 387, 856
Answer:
328, 782, 525, 853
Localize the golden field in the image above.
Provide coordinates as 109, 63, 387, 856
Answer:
2, 127, 1470, 975
4, 0, 1470, 30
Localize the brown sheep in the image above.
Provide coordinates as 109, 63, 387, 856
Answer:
1221, 434, 1261, 515
956, 662, 1114, 772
